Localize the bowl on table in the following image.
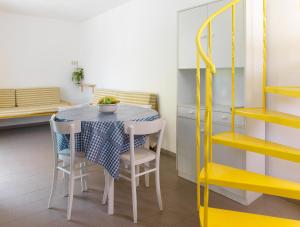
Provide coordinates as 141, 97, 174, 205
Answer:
98, 104, 118, 113
97, 96, 120, 113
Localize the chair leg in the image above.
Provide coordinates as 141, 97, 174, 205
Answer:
80, 163, 84, 192
144, 162, 150, 187
155, 169, 163, 211
83, 162, 88, 191
124, 162, 129, 169
48, 166, 58, 208
64, 174, 69, 197
131, 174, 138, 223
136, 166, 140, 187
102, 169, 109, 205
67, 174, 75, 220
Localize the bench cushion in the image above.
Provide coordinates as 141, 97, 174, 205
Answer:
0, 89, 16, 108
91, 89, 119, 105
0, 102, 70, 119
16, 87, 61, 107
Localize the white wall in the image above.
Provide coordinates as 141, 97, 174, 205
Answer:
0, 12, 89, 104
266, 0, 300, 181
79, 0, 216, 152
2, 0, 299, 176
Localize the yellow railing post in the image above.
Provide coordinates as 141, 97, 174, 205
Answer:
231, 4, 236, 132
262, 0, 267, 110
196, 51, 201, 213
203, 68, 211, 227
208, 22, 213, 163
203, 21, 213, 227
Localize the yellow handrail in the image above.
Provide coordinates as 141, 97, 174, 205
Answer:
196, 0, 241, 75
195, 1, 241, 227
195, 0, 268, 226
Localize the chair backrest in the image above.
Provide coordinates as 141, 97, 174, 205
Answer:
124, 118, 166, 166
50, 115, 81, 135
124, 119, 165, 135
49, 115, 81, 168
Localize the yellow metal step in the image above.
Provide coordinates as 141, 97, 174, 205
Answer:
199, 163, 300, 200
235, 107, 300, 129
212, 132, 300, 163
199, 206, 300, 227
266, 86, 300, 98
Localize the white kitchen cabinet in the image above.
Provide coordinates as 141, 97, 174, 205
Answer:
208, 0, 245, 68
177, 104, 249, 204
178, 0, 245, 69
178, 5, 207, 69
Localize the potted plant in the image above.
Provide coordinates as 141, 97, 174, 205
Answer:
72, 67, 84, 85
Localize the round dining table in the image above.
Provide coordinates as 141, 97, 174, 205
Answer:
55, 104, 159, 215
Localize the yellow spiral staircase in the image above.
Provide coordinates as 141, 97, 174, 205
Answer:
195, 0, 300, 226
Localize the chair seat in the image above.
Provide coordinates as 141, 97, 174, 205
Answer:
121, 148, 156, 166
58, 149, 86, 162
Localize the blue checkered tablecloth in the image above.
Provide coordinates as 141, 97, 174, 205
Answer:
55, 104, 159, 179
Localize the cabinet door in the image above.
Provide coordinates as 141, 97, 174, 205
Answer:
207, 0, 245, 68
177, 117, 204, 183
178, 6, 207, 69
177, 117, 197, 182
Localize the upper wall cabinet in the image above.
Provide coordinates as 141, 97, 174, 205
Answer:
208, 0, 245, 68
178, 6, 208, 69
178, 0, 245, 69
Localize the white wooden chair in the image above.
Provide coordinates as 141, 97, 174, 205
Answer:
48, 115, 89, 220
57, 105, 89, 193
103, 118, 166, 223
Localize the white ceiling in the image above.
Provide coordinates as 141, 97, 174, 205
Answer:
0, 0, 132, 21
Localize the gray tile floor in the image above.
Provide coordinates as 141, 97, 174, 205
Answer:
0, 125, 299, 227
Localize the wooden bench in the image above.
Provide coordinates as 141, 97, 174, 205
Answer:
91, 89, 158, 111
0, 87, 70, 127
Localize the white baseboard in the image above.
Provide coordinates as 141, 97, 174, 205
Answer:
210, 186, 261, 206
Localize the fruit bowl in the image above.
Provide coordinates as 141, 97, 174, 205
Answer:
97, 96, 120, 113
98, 104, 118, 113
